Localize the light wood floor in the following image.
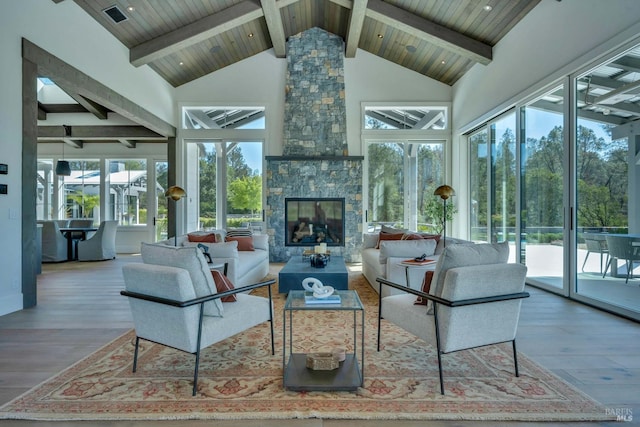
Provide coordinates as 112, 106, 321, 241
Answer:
0, 255, 638, 427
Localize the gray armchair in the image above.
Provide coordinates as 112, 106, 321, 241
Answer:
121, 243, 275, 396
77, 220, 117, 261
377, 242, 529, 395
39, 220, 68, 263
582, 232, 609, 274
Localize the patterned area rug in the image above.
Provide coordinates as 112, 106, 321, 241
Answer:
0, 272, 613, 421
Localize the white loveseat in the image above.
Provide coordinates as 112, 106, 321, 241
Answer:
156, 230, 269, 288
361, 232, 473, 296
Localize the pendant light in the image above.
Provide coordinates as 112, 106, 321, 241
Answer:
55, 125, 72, 176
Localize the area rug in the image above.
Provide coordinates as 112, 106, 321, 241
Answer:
0, 272, 614, 422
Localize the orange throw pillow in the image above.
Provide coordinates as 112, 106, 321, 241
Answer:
226, 236, 254, 251
188, 233, 216, 243
414, 270, 435, 305
211, 270, 236, 302
376, 232, 404, 249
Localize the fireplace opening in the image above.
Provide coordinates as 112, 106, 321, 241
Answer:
285, 198, 345, 247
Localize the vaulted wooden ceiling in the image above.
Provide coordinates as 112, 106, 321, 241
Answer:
69, 0, 542, 87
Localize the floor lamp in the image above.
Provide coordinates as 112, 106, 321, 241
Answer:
434, 185, 455, 248
165, 185, 186, 246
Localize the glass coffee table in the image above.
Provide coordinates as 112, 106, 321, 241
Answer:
283, 290, 364, 391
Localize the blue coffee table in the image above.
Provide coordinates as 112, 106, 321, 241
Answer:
278, 256, 348, 293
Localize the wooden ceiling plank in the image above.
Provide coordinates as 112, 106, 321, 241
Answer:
345, 0, 368, 57
130, 0, 264, 67
260, 0, 287, 57
23, 39, 175, 137
365, 0, 492, 65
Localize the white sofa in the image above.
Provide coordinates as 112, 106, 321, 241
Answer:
361, 232, 473, 296
156, 230, 269, 288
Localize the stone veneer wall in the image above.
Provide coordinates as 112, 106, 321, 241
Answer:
266, 27, 362, 263
266, 159, 362, 262
283, 27, 348, 156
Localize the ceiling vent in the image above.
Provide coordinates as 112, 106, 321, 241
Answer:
103, 5, 128, 24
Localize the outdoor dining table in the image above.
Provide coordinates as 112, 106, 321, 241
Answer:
59, 227, 98, 261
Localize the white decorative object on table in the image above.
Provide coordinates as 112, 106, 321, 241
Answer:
301, 277, 335, 298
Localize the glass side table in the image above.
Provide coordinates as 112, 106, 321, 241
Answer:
283, 290, 365, 391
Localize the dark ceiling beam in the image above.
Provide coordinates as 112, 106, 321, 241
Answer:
62, 138, 83, 149
37, 102, 47, 120
345, 0, 368, 57
610, 56, 640, 73
49, 82, 109, 119
364, 0, 492, 65
38, 125, 166, 141
38, 102, 89, 115
129, 1, 264, 67
534, 100, 625, 126
23, 38, 175, 137
118, 139, 137, 148
260, 0, 286, 58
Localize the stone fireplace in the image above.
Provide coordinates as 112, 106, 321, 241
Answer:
266, 27, 363, 262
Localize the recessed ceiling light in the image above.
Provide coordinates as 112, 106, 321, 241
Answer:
248, 33, 254, 38
179, 61, 184, 66
377, 34, 384, 39
441, 60, 446, 64
127, 6, 135, 12
406, 45, 416, 53
483, 5, 492, 11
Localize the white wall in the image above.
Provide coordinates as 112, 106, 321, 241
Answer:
0, 0, 175, 315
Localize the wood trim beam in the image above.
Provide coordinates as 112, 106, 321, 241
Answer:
365, 0, 492, 65
22, 38, 175, 137
130, 1, 263, 67
38, 125, 166, 141
62, 138, 83, 149
345, 0, 368, 57
38, 102, 89, 115
260, 0, 286, 58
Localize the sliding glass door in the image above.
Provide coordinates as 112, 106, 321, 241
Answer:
520, 86, 566, 290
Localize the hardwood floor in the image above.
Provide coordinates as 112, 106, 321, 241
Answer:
0, 255, 638, 426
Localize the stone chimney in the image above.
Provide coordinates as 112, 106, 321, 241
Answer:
266, 28, 363, 263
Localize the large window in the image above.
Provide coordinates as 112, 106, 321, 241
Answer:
466, 41, 640, 320
107, 159, 147, 226
363, 103, 450, 233
64, 160, 101, 223
181, 105, 266, 232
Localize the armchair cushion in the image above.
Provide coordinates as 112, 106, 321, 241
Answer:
141, 243, 224, 316
379, 238, 437, 265
431, 241, 510, 299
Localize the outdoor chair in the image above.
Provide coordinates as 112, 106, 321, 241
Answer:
377, 242, 529, 395
121, 243, 275, 396
582, 232, 609, 274
604, 235, 640, 284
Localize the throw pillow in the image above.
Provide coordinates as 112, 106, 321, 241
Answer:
376, 232, 404, 249
210, 270, 237, 302
402, 232, 441, 242
226, 228, 253, 238
187, 232, 217, 243
140, 243, 223, 317
226, 236, 254, 251
414, 270, 435, 305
